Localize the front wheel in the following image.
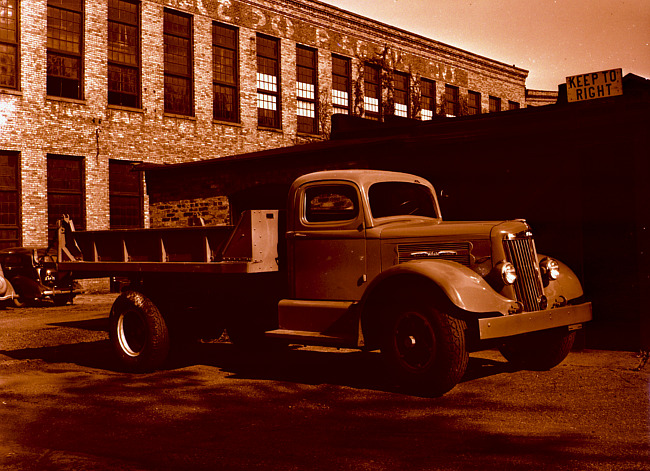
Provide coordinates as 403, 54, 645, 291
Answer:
381, 301, 468, 396
109, 290, 170, 372
499, 327, 576, 370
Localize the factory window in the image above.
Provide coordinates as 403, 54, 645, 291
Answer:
256, 34, 280, 128
0, 151, 20, 249
108, 0, 140, 108
364, 63, 381, 121
164, 9, 193, 116
468, 90, 481, 115
420, 78, 435, 120
296, 45, 317, 134
0, 0, 18, 90
47, 0, 83, 99
393, 71, 409, 118
509, 100, 520, 110
109, 160, 143, 229
444, 84, 459, 117
332, 55, 350, 114
47, 155, 84, 245
213, 22, 238, 123
489, 96, 501, 113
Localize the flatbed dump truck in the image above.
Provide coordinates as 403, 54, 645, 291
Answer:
58, 170, 592, 394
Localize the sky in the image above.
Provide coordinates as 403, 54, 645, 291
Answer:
321, 0, 650, 90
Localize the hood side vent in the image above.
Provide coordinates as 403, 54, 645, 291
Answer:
398, 242, 471, 266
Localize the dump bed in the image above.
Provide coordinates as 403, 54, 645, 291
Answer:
57, 210, 280, 278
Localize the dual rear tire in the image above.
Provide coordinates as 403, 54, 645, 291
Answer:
109, 291, 170, 372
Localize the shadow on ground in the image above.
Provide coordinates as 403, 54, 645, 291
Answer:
0, 335, 516, 397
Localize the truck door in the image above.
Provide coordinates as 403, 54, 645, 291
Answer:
289, 182, 367, 301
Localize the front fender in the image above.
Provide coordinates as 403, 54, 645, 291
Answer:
538, 254, 584, 302
8, 275, 46, 299
362, 259, 516, 315
0, 276, 15, 300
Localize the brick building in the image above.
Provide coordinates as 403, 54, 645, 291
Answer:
1, 0, 531, 247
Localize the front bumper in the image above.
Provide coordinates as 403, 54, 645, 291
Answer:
41, 286, 82, 298
478, 302, 592, 340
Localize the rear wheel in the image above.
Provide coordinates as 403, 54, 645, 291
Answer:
499, 327, 576, 370
109, 290, 170, 372
381, 300, 468, 395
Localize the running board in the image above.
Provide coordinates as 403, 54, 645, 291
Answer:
265, 329, 357, 348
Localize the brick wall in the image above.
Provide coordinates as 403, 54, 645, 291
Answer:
1, 0, 529, 245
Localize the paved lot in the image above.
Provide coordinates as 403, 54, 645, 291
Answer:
0, 294, 648, 470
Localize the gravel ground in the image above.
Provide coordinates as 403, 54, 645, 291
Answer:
0, 294, 648, 470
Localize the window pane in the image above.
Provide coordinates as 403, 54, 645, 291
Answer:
110, 160, 142, 229
369, 182, 437, 219
164, 75, 192, 115
468, 91, 480, 115
256, 35, 279, 128
305, 185, 359, 223
213, 83, 237, 121
0, 44, 16, 88
394, 72, 409, 117
0, 151, 19, 249
164, 10, 192, 115
48, 155, 84, 243
445, 84, 459, 116
364, 64, 380, 120
332, 55, 350, 113
108, 0, 140, 108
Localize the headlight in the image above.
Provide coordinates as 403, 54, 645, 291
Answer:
540, 257, 560, 281
498, 261, 517, 285
44, 270, 56, 284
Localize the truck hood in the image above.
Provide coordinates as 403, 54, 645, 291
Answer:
372, 219, 520, 240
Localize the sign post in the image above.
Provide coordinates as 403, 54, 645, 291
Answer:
566, 68, 623, 103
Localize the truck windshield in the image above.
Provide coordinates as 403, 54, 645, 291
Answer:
369, 182, 437, 219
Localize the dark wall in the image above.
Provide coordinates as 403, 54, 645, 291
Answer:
145, 94, 649, 350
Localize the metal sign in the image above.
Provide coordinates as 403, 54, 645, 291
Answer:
566, 68, 623, 102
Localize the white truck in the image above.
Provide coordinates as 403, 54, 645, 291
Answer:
58, 169, 592, 394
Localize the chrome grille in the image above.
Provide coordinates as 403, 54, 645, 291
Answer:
398, 242, 471, 266
503, 237, 544, 311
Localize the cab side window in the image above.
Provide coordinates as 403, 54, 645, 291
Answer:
305, 185, 359, 223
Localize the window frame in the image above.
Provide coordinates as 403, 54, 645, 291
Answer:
163, 8, 193, 116
0, 0, 19, 90
489, 95, 501, 113
420, 78, 435, 120
47, 0, 84, 100
212, 21, 239, 123
393, 71, 409, 118
109, 159, 143, 229
108, 0, 141, 108
468, 90, 481, 115
364, 63, 381, 121
331, 54, 351, 115
508, 100, 520, 110
444, 84, 459, 117
47, 154, 85, 245
296, 44, 318, 135
0, 151, 20, 249
300, 183, 361, 228
256, 33, 281, 129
